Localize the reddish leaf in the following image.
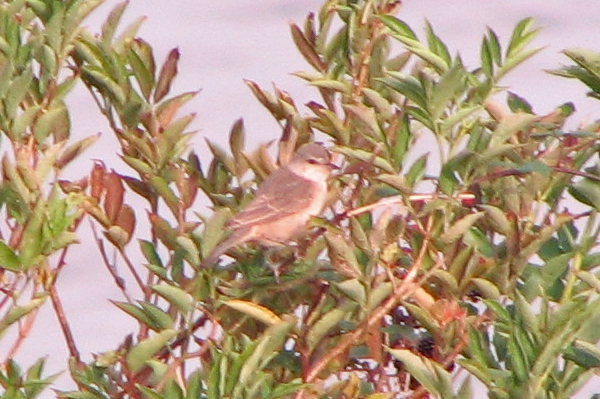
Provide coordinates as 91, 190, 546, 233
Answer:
289, 23, 326, 72
58, 177, 88, 193
115, 204, 136, 243
104, 171, 124, 224
175, 167, 197, 210
154, 48, 180, 102
90, 160, 106, 201
156, 91, 198, 130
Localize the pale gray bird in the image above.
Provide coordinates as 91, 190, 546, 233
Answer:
203, 143, 336, 266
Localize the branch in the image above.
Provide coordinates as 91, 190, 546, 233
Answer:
49, 283, 81, 364
304, 216, 436, 383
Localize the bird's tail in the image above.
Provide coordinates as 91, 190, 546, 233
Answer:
201, 230, 247, 267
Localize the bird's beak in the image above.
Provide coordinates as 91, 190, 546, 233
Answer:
327, 163, 340, 178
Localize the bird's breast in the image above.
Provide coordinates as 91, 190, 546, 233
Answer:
304, 179, 328, 216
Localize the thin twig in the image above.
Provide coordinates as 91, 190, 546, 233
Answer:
344, 192, 476, 219
90, 222, 134, 302
0, 274, 22, 312
118, 246, 149, 297
5, 295, 39, 362
49, 283, 81, 364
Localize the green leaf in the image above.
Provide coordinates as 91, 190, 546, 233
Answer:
0, 296, 47, 334
507, 91, 533, 113
81, 65, 126, 105
497, 46, 543, 81
562, 48, 600, 81
362, 87, 393, 119
392, 35, 449, 74
514, 291, 539, 339
270, 379, 306, 398
121, 155, 154, 175
139, 239, 163, 267
64, 1, 104, 40
57, 391, 104, 399
576, 270, 600, 291
0, 241, 21, 271
148, 175, 178, 214
186, 371, 203, 399
378, 74, 428, 110
507, 330, 529, 383
379, 15, 418, 41
367, 282, 393, 312
441, 212, 484, 244
136, 385, 165, 399
429, 61, 466, 119
449, 246, 474, 281
405, 153, 428, 186
222, 299, 281, 326
480, 37, 493, 78
101, 1, 128, 46
114, 15, 147, 50
44, 7, 65, 52
506, 17, 539, 58
128, 38, 155, 100
309, 79, 350, 93
237, 319, 295, 389
465, 327, 494, 373
113, 301, 156, 329
10, 104, 40, 141
306, 303, 356, 351
325, 232, 362, 278
486, 27, 502, 66
335, 279, 366, 305
334, 145, 396, 173
4, 69, 33, 119
126, 329, 177, 373
176, 235, 200, 266
425, 20, 451, 66
480, 205, 512, 236
470, 278, 500, 300
570, 177, 600, 210
386, 348, 452, 397
19, 198, 47, 268
138, 302, 174, 330
564, 340, 600, 368
515, 159, 551, 174
200, 208, 232, 260
392, 113, 411, 166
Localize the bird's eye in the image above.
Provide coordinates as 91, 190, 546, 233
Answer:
307, 159, 318, 164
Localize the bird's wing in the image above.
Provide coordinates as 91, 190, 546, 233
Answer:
229, 168, 317, 228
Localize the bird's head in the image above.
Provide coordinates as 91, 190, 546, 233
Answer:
287, 143, 337, 182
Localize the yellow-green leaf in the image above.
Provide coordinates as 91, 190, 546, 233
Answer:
126, 329, 177, 373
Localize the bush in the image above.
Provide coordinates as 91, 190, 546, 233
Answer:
2, 1, 600, 398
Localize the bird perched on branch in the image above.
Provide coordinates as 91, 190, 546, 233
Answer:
203, 142, 337, 267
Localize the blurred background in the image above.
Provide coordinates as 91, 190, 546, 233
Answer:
5, 1, 600, 396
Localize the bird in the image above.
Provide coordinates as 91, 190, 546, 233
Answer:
203, 143, 336, 267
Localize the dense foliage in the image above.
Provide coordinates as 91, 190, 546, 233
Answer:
2, 1, 600, 398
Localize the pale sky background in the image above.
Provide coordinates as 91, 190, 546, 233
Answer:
4, 1, 600, 397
